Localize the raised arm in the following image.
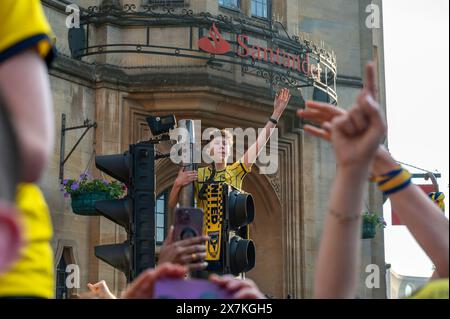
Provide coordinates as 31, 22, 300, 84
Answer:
168, 168, 198, 212
242, 88, 291, 169
314, 63, 387, 299
372, 149, 449, 278
298, 65, 449, 280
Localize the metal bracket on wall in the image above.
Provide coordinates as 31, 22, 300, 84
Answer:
59, 113, 97, 182
412, 172, 441, 192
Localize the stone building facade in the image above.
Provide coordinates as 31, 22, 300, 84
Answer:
39, 0, 387, 298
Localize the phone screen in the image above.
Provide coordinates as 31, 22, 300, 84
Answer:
173, 207, 204, 241
155, 278, 232, 299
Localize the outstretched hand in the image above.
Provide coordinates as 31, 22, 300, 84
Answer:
297, 62, 379, 142
209, 274, 266, 299
273, 88, 291, 119
325, 88, 386, 171
87, 280, 117, 299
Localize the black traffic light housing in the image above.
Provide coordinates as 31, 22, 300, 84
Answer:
94, 143, 156, 282
225, 186, 256, 276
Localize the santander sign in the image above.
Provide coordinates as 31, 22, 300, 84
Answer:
198, 23, 311, 76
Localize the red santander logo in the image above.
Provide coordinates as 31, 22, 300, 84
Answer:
198, 23, 232, 55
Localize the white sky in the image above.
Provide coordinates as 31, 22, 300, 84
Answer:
382, 0, 449, 278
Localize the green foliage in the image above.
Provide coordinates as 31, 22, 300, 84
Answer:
61, 173, 126, 199
362, 212, 387, 228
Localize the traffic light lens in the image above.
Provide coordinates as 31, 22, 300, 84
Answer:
229, 190, 255, 230
229, 236, 256, 275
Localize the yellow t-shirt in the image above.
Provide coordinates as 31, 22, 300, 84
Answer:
409, 279, 449, 299
0, 184, 54, 298
194, 161, 251, 213
0, 0, 55, 65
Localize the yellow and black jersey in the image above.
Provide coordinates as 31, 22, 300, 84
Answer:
0, 0, 56, 66
194, 161, 251, 212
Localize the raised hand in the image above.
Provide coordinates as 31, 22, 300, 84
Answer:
87, 280, 117, 299
297, 62, 379, 142
209, 274, 266, 299
297, 101, 345, 141
273, 88, 291, 119
325, 89, 386, 171
174, 168, 198, 188
158, 226, 209, 271
121, 263, 187, 299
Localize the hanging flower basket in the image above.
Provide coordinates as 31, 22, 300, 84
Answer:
362, 220, 377, 239
71, 191, 112, 216
362, 212, 386, 239
61, 173, 126, 216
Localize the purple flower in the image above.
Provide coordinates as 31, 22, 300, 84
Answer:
80, 173, 89, 180
103, 180, 109, 186
71, 182, 79, 191
63, 179, 69, 185
64, 192, 70, 198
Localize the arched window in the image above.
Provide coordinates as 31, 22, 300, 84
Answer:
55, 247, 71, 299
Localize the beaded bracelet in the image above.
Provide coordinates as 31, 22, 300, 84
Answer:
329, 208, 361, 224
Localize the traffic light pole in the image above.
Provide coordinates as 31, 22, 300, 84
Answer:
177, 119, 196, 207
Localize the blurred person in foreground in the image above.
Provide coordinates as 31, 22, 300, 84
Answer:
0, 0, 56, 298
85, 263, 265, 299
298, 63, 449, 299
0, 95, 21, 273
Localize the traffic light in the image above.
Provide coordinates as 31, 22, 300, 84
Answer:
226, 186, 256, 276
204, 183, 256, 276
94, 142, 156, 282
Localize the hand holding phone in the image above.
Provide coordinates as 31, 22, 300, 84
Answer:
158, 208, 209, 271
173, 207, 204, 241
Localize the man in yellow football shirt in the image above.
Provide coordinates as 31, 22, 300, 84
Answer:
168, 88, 291, 271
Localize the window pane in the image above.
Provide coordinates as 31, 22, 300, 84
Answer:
157, 228, 164, 243
156, 213, 164, 228
220, 0, 239, 9
156, 199, 164, 213
252, 0, 269, 18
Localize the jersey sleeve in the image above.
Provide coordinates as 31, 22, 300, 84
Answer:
228, 160, 251, 186
0, 0, 56, 66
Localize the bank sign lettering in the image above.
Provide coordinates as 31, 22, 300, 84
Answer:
198, 23, 310, 76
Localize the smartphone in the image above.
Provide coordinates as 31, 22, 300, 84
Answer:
154, 278, 232, 299
173, 207, 204, 241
